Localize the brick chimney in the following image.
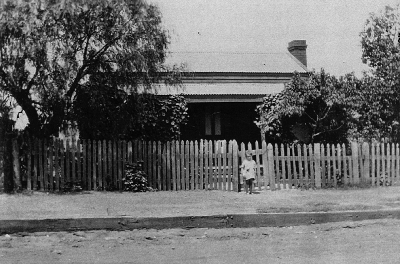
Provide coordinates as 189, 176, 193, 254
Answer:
288, 40, 307, 67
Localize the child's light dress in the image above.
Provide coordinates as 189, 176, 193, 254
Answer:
241, 159, 256, 180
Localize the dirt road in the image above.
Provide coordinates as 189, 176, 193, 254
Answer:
2, 186, 400, 220
1, 219, 400, 264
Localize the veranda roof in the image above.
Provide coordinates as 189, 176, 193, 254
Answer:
155, 83, 284, 103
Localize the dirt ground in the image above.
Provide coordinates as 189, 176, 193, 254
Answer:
1, 219, 400, 263
2, 187, 400, 263
1, 186, 400, 220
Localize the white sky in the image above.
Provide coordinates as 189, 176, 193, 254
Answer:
150, 0, 399, 77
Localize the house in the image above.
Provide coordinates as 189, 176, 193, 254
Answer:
158, 40, 309, 144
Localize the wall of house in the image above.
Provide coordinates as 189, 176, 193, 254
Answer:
181, 102, 261, 144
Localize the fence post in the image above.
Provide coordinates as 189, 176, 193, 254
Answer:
267, 143, 275, 191
351, 142, 360, 184
314, 143, 321, 188
362, 142, 370, 184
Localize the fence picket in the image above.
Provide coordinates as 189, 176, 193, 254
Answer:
303, 144, 308, 187
200, 140, 204, 190
102, 140, 107, 189
185, 140, 190, 190
49, 139, 54, 191
273, 144, 279, 190
194, 140, 199, 190
151, 142, 156, 190
341, 144, 347, 186
175, 141, 180, 191
166, 141, 171, 191
337, 144, 342, 187
321, 144, 326, 187
96, 140, 101, 189
60, 140, 65, 191
233, 141, 239, 192
77, 139, 81, 188
227, 141, 233, 191
288, 144, 294, 189
43, 139, 48, 191
92, 140, 97, 190
64, 139, 70, 189
297, 144, 303, 187
293, 144, 298, 188
222, 141, 227, 191
171, 141, 176, 191
396, 144, 400, 185
386, 143, 391, 186
208, 140, 213, 190
161, 142, 167, 191
117, 140, 122, 190
325, 144, 330, 186
180, 141, 185, 190
204, 141, 209, 190
122, 140, 127, 189
71, 139, 76, 186
82, 140, 86, 190
146, 141, 151, 188
362, 142, 370, 184
54, 139, 60, 191
87, 140, 92, 191
376, 143, 381, 186
332, 144, 338, 186
371, 143, 376, 186
107, 140, 112, 189
314, 143, 321, 188
190, 141, 195, 190
391, 143, 395, 185
254, 141, 260, 191
157, 141, 162, 190
381, 143, 386, 186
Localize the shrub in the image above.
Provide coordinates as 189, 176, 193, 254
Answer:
122, 163, 154, 192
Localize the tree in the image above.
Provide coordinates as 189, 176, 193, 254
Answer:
0, 0, 178, 138
358, 4, 400, 142
256, 70, 352, 144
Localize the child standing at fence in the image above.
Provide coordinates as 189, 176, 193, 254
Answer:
240, 150, 256, 194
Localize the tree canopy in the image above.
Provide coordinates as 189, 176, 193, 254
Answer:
0, 0, 179, 138
358, 4, 400, 141
257, 70, 353, 144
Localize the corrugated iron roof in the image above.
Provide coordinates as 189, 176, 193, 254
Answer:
155, 83, 284, 96
165, 52, 308, 73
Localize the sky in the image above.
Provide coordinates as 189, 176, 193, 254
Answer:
150, 0, 399, 77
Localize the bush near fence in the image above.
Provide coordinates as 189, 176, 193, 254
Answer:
17, 138, 400, 192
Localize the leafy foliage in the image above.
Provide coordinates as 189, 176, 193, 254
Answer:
357, 4, 400, 142
122, 163, 154, 192
257, 70, 352, 144
73, 78, 189, 141
255, 93, 283, 142
0, 0, 178, 138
